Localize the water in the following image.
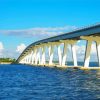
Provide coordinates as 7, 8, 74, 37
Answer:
0, 64, 100, 100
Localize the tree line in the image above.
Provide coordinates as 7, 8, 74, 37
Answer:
0, 58, 16, 63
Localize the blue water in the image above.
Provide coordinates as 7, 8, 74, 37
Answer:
0, 64, 100, 100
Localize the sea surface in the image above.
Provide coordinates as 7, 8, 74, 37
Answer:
0, 63, 100, 100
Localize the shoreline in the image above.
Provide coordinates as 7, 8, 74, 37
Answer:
0, 62, 12, 64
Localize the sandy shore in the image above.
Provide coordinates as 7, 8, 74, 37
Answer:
0, 62, 12, 64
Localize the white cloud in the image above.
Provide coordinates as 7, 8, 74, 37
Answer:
0, 25, 77, 39
16, 43, 26, 53
0, 42, 4, 56
0, 42, 4, 51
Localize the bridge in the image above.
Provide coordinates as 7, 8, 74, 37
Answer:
17, 24, 100, 69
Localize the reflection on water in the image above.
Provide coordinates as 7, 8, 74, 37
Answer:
0, 64, 100, 100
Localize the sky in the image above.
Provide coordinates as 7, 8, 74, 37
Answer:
0, 0, 100, 61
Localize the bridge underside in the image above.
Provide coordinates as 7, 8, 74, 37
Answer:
17, 24, 100, 69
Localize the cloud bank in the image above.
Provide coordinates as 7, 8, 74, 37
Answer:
0, 25, 77, 39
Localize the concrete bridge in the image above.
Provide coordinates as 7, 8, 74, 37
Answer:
17, 24, 100, 69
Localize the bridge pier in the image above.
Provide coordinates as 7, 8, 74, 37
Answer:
23, 59, 26, 64
84, 40, 92, 67
22, 57, 26, 64
71, 43, 78, 66
31, 51, 34, 64
96, 41, 100, 67
28, 54, 31, 64
29, 51, 32, 64
62, 43, 68, 66
81, 36, 100, 68
19, 59, 23, 64
32, 49, 36, 65
36, 48, 41, 65
49, 45, 54, 65
31, 50, 33, 65
25, 55, 29, 64
41, 46, 46, 65
35, 49, 38, 65
57, 44, 62, 66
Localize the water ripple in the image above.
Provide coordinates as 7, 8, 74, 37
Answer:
0, 64, 100, 100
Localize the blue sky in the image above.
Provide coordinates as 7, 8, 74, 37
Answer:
0, 0, 100, 60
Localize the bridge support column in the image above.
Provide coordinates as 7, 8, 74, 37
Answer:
30, 51, 33, 64
24, 57, 27, 64
34, 49, 37, 65
23, 59, 25, 64
28, 54, 32, 64
37, 50, 41, 65
71, 43, 77, 66
96, 41, 100, 67
41, 46, 46, 65
35, 48, 40, 65
23, 58, 25, 64
24, 56, 26, 63
62, 43, 68, 66
25, 55, 27, 64
26, 55, 29, 64
19, 59, 23, 64
28, 52, 32, 64
84, 40, 92, 67
57, 45, 62, 66
19, 59, 22, 64
31, 49, 37, 65
49, 45, 54, 65
22, 58, 25, 64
